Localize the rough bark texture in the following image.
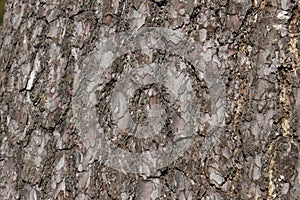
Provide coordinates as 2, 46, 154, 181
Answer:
0, 0, 300, 199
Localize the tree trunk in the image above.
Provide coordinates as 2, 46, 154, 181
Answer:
0, 0, 299, 199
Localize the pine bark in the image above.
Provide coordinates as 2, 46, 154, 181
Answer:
0, 0, 299, 199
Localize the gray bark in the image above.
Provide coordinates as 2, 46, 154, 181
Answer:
0, 0, 300, 199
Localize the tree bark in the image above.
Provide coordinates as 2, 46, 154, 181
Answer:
0, 0, 299, 199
